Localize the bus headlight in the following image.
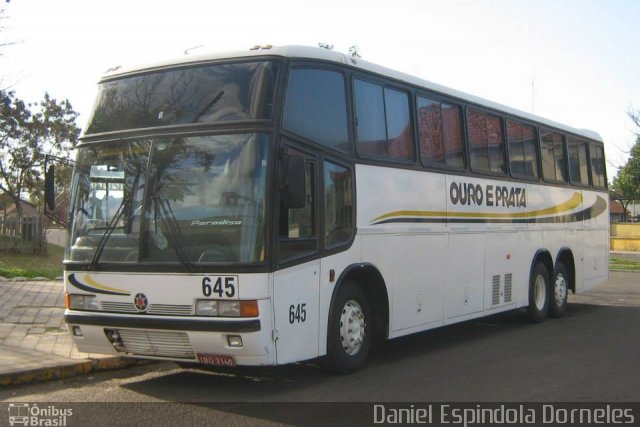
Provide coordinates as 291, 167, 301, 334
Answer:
195, 300, 218, 316
195, 300, 259, 317
66, 294, 99, 311
218, 301, 240, 317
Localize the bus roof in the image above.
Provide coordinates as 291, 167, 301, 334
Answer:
102, 45, 603, 142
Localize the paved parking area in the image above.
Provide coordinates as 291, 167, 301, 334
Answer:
0, 266, 637, 387
0, 280, 129, 385
0, 281, 85, 360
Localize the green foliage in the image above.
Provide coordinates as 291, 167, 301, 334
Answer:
611, 136, 640, 198
0, 240, 64, 279
0, 89, 80, 214
609, 256, 640, 272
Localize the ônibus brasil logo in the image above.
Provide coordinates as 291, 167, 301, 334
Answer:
8, 403, 72, 426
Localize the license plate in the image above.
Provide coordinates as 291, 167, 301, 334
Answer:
197, 353, 236, 367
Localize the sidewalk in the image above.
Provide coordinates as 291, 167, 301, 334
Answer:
0, 279, 135, 386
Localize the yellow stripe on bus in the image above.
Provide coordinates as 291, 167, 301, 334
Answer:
371, 192, 583, 223
83, 274, 130, 294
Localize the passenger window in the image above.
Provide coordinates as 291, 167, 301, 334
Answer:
418, 97, 443, 163
278, 147, 317, 262
467, 108, 506, 174
590, 143, 607, 189
354, 80, 387, 157
283, 69, 350, 153
442, 103, 465, 168
384, 88, 414, 161
540, 129, 568, 182
354, 79, 414, 161
507, 120, 538, 178
567, 137, 590, 186
417, 96, 464, 168
324, 161, 354, 248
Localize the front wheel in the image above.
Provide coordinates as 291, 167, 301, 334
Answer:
526, 263, 549, 322
549, 263, 569, 318
325, 281, 372, 374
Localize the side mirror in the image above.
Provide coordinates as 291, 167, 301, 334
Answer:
45, 164, 56, 211
283, 154, 306, 209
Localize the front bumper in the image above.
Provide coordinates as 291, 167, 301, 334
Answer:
65, 308, 276, 366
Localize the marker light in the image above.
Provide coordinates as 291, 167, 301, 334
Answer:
240, 300, 259, 317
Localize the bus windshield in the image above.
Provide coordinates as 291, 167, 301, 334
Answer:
85, 60, 280, 134
67, 133, 270, 265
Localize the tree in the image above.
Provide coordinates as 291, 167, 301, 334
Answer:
348, 45, 362, 58
0, 89, 80, 219
610, 110, 640, 220
629, 108, 640, 135
610, 137, 640, 197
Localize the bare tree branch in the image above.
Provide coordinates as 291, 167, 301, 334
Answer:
629, 107, 640, 136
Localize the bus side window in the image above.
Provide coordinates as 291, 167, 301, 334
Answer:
417, 96, 464, 169
417, 97, 444, 164
384, 88, 414, 161
540, 129, 568, 183
283, 68, 350, 153
507, 120, 538, 178
567, 137, 590, 186
278, 148, 317, 262
324, 161, 354, 248
354, 80, 387, 157
354, 79, 414, 162
589, 143, 607, 189
467, 107, 506, 174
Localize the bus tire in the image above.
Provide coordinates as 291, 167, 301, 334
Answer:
549, 263, 569, 318
526, 262, 549, 322
325, 281, 372, 374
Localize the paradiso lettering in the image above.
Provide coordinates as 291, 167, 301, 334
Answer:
450, 182, 527, 208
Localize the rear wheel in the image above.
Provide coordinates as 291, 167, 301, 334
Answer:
549, 263, 569, 318
325, 281, 372, 374
526, 262, 549, 322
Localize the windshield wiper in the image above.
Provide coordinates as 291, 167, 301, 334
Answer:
86, 196, 128, 270
152, 196, 193, 270
194, 90, 224, 122
86, 167, 141, 270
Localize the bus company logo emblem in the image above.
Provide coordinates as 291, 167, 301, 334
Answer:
8, 403, 29, 426
134, 293, 149, 312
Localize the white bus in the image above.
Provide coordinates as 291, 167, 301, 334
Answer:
49, 45, 609, 373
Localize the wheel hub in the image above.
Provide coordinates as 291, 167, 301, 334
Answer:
339, 299, 366, 356
554, 273, 568, 306
534, 274, 547, 310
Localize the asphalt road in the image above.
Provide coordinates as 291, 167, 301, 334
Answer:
1, 271, 638, 426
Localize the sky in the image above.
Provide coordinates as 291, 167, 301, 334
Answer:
1, 0, 639, 180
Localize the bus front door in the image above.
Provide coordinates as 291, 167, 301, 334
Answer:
273, 260, 320, 364
273, 147, 321, 364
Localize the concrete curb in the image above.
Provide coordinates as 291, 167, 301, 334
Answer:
0, 356, 138, 387
0, 277, 63, 282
